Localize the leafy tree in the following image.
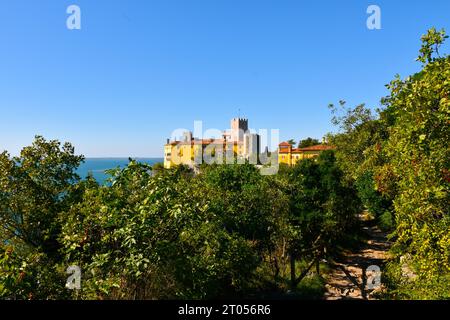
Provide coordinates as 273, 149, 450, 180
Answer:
417, 27, 448, 64
378, 28, 450, 298
60, 162, 287, 299
326, 28, 450, 299
0, 136, 84, 299
283, 150, 360, 288
297, 137, 320, 148
327, 101, 381, 181
326, 100, 393, 226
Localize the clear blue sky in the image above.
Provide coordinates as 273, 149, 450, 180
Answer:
1, 0, 449, 157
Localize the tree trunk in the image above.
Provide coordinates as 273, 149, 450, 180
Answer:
294, 256, 318, 287
290, 253, 296, 290
361, 266, 367, 300
315, 259, 320, 277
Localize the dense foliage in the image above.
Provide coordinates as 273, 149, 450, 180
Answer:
327, 28, 449, 299
0, 135, 359, 299
0, 137, 83, 299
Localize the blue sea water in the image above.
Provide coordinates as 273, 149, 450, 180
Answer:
77, 158, 163, 184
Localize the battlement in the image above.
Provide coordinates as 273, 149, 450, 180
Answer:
231, 117, 248, 122
231, 118, 248, 134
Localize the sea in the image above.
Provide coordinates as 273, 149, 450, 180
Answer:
77, 158, 163, 184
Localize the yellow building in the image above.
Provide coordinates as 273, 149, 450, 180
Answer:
164, 138, 242, 169
164, 118, 257, 169
164, 119, 333, 169
278, 142, 334, 166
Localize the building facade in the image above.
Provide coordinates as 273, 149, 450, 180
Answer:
164, 119, 333, 169
164, 118, 260, 169
278, 142, 334, 166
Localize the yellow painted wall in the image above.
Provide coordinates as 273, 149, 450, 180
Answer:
164, 142, 242, 168
167, 143, 326, 169
278, 153, 291, 166
277, 150, 323, 167
164, 145, 173, 168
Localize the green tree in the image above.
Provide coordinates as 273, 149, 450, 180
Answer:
297, 137, 320, 148
326, 28, 450, 299
0, 136, 84, 299
326, 100, 393, 225
379, 28, 450, 298
60, 162, 287, 299
287, 139, 296, 147
284, 151, 360, 288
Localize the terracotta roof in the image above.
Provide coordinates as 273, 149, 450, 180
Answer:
278, 144, 334, 154
297, 145, 334, 152
279, 141, 292, 146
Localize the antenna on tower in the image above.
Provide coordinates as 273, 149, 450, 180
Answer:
238, 107, 240, 119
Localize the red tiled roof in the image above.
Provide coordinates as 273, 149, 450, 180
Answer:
279, 141, 291, 146
297, 145, 334, 152
278, 144, 334, 153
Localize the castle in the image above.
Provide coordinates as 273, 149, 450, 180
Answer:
164, 118, 260, 169
164, 118, 332, 169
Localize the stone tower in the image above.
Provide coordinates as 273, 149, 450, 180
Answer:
230, 117, 248, 142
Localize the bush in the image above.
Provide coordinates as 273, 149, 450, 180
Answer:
378, 211, 394, 232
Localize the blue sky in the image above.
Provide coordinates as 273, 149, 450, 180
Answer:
1, 0, 449, 157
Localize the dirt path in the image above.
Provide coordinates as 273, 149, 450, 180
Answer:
323, 214, 391, 300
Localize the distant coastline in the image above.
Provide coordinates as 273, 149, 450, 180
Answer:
77, 158, 163, 183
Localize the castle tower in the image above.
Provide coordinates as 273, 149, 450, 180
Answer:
230, 117, 248, 142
